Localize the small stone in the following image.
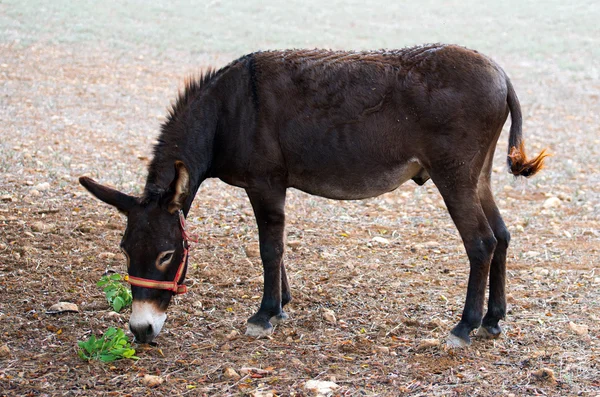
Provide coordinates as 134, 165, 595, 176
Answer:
33, 182, 50, 191
515, 225, 525, 233
0, 344, 10, 358
29, 189, 41, 197
245, 245, 260, 258
141, 374, 164, 387
526, 251, 541, 258
0, 195, 13, 202
251, 392, 273, 397
375, 345, 390, 355
416, 338, 440, 351
371, 236, 390, 244
568, 321, 588, 336
321, 308, 336, 324
105, 311, 121, 319
423, 241, 440, 248
225, 329, 240, 340
533, 267, 549, 276
223, 367, 241, 380
287, 240, 301, 249
98, 252, 116, 259
304, 379, 340, 396
46, 302, 79, 314
531, 368, 556, 384
542, 197, 561, 208
31, 222, 55, 233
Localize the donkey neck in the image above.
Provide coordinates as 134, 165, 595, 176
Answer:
144, 91, 219, 214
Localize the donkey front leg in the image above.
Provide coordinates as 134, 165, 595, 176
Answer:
245, 186, 289, 337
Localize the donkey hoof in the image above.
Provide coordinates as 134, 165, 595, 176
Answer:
270, 311, 289, 325
476, 325, 502, 339
446, 333, 471, 349
245, 322, 273, 338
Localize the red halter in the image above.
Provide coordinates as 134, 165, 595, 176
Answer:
125, 210, 196, 295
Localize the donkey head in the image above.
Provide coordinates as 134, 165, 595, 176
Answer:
79, 161, 191, 343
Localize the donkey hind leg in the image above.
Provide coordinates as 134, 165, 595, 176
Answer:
270, 261, 292, 325
432, 178, 497, 348
476, 185, 510, 339
245, 186, 289, 337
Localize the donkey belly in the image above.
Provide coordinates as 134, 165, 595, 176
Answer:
289, 160, 423, 200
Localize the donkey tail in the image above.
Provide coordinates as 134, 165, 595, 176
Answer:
506, 77, 549, 177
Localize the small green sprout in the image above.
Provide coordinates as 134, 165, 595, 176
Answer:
77, 327, 138, 362
97, 273, 132, 312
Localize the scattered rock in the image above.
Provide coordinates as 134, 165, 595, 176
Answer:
245, 245, 260, 258
321, 308, 336, 325
141, 374, 164, 387
251, 392, 273, 397
542, 197, 561, 209
1, 194, 14, 202
46, 302, 79, 314
304, 379, 340, 396
105, 311, 121, 319
531, 368, 556, 384
287, 240, 301, 249
568, 321, 588, 336
374, 345, 390, 355
225, 329, 240, 340
33, 182, 50, 191
416, 338, 440, 351
527, 251, 541, 259
425, 319, 444, 330
240, 367, 273, 376
0, 344, 10, 358
98, 252, 116, 259
223, 367, 241, 380
423, 241, 440, 248
533, 266, 549, 276
31, 222, 55, 233
371, 236, 390, 245
29, 189, 41, 197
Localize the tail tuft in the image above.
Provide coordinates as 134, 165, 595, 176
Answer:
508, 141, 550, 177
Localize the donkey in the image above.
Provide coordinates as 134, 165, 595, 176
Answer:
80, 44, 547, 347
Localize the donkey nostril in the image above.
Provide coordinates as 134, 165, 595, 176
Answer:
145, 324, 154, 337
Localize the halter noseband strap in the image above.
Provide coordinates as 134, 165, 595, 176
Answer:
125, 210, 196, 295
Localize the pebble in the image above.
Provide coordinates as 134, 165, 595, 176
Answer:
245, 245, 260, 258
0, 344, 10, 358
31, 222, 55, 233
287, 240, 301, 249
416, 338, 440, 351
304, 379, 340, 396
375, 345, 390, 355
0, 195, 13, 202
141, 374, 164, 387
371, 236, 390, 245
568, 321, 588, 336
33, 182, 50, 191
46, 302, 79, 314
98, 252, 116, 259
29, 189, 41, 197
531, 368, 556, 384
321, 308, 336, 325
542, 197, 561, 208
223, 367, 241, 380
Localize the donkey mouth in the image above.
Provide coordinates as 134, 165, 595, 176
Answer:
129, 301, 167, 343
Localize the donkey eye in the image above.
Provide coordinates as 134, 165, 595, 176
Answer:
157, 250, 175, 267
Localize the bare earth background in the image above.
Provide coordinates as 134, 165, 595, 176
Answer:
0, 1, 599, 396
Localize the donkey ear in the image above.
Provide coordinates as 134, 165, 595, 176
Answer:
167, 161, 190, 214
79, 176, 137, 214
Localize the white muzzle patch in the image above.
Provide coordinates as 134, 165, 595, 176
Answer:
129, 300, 167, 343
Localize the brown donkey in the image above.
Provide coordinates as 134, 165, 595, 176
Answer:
80, 44, 548, 347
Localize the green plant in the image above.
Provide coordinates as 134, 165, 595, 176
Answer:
77, 327, 138, 362
97, 273, 132, 312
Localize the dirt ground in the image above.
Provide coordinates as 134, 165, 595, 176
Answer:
1, 2, 599, 396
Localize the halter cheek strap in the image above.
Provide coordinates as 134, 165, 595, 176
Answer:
125, 210, 197, 295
